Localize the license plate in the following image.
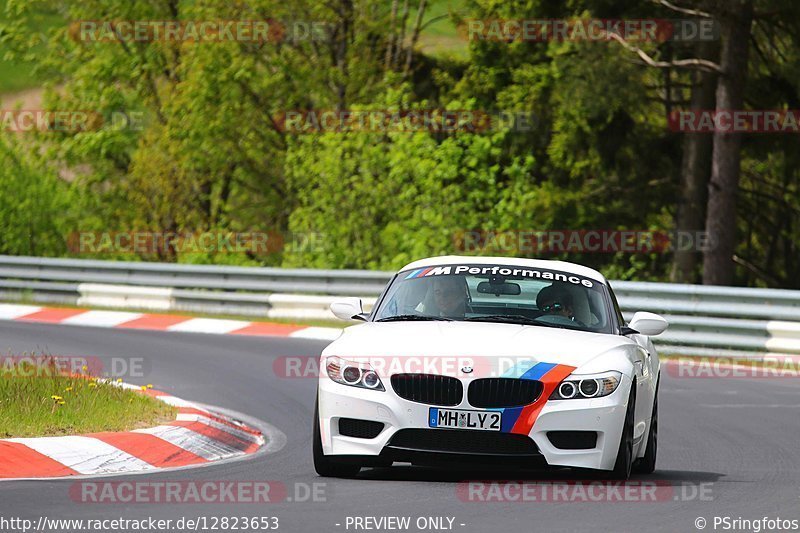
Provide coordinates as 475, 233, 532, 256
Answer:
428, 407, 502, 431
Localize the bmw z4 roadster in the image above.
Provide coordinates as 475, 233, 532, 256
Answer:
314, 256, 667, 479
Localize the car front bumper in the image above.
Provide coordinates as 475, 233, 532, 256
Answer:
317, 374, 632, 471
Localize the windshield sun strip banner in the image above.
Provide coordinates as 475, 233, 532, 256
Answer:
400, 264, 599, 288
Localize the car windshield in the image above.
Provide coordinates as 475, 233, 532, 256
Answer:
372, 263, 613, 334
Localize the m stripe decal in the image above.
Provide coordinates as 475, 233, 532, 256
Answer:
500, 407, 522, 432
511, 364, 576, 435
499, 361, 560, 431
521, 362, 556, 380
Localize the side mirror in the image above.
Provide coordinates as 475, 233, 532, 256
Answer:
627, 311, 668, 336
330, 297, 366, 321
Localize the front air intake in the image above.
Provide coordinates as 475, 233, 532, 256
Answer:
547, 431, 598, 450
387, 429, 540, 456
338, 418, 384, 439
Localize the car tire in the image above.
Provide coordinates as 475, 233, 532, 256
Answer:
313, 397, 362, 478
633, 379, 658, 475
609, 380, 636, 480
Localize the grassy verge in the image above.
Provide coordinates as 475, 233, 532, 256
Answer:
0, 356, 177, 438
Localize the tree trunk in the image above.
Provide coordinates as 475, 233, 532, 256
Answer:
671, 40, 717, 283
702, 0, 754, 285
404, 0, 427, 76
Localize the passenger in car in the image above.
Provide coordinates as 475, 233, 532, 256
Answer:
536, 284, 576, 321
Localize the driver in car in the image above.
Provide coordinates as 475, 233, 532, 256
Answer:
536, 284, 576, 321
432, 276, 468, 318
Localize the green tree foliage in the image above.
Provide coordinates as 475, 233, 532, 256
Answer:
1, 0, 798, 287
283, 88, 526, 269
0, 135, 72, 256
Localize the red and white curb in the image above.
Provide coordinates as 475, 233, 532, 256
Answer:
0, 385, 270, 480
0, 304, 342, 341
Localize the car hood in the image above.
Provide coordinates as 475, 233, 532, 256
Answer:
324, 321, 636, 374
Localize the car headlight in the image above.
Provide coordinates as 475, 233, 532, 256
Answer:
550, 371, 621, 400
325, 356, 385, 391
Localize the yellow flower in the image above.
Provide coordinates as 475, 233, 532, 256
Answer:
140, 385, 147, 391
81, 365, 88, 372
116, 378, 123, 383
88, 382, 97, 388
146, 384, 153, 389
50, 395, 63, 401
65, 387, 73, 392
57, 400, 65, 405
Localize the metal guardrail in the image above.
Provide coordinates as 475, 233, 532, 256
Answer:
0, 255, 391, 296
612, 281, 800, 358
1, 255, 799, 359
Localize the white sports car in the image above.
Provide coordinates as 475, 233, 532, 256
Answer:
314, 256, 667, 479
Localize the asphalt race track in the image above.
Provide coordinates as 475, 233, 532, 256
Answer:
2, 320, 799, 533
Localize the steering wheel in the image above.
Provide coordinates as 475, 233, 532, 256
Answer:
536, 314, 587, 328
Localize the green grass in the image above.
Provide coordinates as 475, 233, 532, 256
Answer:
0, 356, 177, 438
415, 0, 470, 60
0, 2, 63, 94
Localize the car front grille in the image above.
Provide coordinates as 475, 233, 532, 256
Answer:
390, 373, 463, 406
467, 378, 544, 408
386, 429, 540, 456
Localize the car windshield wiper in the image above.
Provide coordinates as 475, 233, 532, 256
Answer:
375, 314, 453, 322
465, 314, 539, 324
465, 314, 569, 329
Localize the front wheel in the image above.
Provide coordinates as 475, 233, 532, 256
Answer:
609, 381, 636, 480
633, 380, 658, 475
313, 397, 361, 478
